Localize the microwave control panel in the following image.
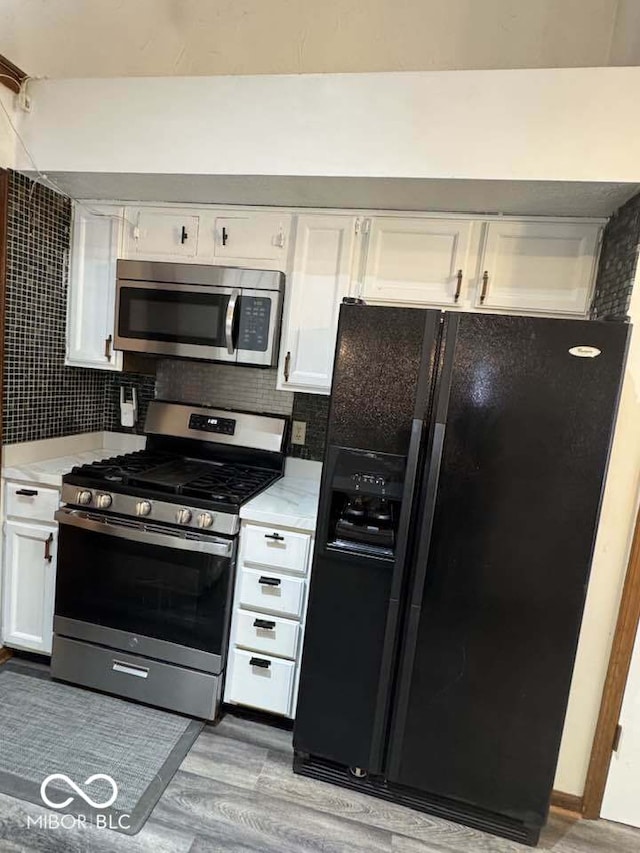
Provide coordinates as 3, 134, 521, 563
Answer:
189, 414, 236, 435
238, 296, 271, 352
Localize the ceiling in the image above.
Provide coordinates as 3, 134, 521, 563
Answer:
1, 0, 639, 78
33, 173, 640, 217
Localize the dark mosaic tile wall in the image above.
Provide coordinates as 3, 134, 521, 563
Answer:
591, 190, 640, 320
3, 172, 109, 443
3, 172, 158, 444
289, 393, 330, 461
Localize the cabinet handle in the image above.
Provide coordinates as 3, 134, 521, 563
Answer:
254, 619, 276, 630
258, 576, 281, 587
284, 351, 291, 382
222, 226, 228, 246
104, 334, 113, 361
16, 489, 38, 497
250, 657, 271, 669
454, 269, 463, 303
180, 225, 188, 244
44, 532, 54, 563
480, 270, 489, 304
265, 532, 285, 541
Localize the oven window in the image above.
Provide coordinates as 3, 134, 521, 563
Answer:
55, 525, 234, 656
119, 287, 227, 346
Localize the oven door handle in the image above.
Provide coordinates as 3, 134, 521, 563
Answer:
55, 509, 235, 558
225, 289, 240, 356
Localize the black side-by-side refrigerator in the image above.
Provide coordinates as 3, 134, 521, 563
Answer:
293, 305, 630, 846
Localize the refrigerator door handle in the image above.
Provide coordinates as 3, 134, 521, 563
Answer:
385, 421, 447, 780
367, 415, 425, 772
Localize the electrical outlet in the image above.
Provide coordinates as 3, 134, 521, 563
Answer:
291, 420, 307, 445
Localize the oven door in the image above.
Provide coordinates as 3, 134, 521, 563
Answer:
115, 279, 240, 362
53, 509, 237, 674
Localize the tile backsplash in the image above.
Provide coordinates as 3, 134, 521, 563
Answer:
155, 359, 294, 416
3, 172, 108, 444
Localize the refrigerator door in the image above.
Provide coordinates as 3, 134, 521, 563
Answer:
386, 314, 630, 827
294, 304, 442, 771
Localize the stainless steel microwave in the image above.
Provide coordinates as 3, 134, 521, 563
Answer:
115, 260, 284, 367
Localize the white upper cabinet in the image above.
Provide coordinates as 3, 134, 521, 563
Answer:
475, 221, 602, 315
208, 212, 291, 263
66, 203, 123, 371
125, 207, 200, 259
362, 217, 472, 306
278, 215, 358, 394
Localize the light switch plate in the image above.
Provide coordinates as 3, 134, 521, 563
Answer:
291, 420, 307, 445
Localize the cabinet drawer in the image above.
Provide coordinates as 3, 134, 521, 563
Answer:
238, 567, 305, 618
242, 524, 310, 575
5, 483, 60, 523
225, 647, 295, 716
235, 609, 300, 659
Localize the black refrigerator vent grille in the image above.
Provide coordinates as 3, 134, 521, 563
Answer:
293, 753, 540, 847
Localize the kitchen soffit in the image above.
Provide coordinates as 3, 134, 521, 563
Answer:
25, 173, 640, 218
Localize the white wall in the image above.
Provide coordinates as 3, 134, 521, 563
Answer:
1, 0, 636, 77
15, 69, 640, 183
555, 248, 640, 795
0, 87, 17, 168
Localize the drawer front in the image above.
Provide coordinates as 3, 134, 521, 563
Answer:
225, 647, 295, 716
5, 482, 60, 523
235, 609, 300, 659
51, 635, 220, 719
238, 567, 305, 618
242, 524, 310, 575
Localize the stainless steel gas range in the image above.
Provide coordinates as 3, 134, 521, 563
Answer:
51, 401, 289, 720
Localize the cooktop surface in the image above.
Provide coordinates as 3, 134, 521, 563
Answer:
65, 450, 281, 507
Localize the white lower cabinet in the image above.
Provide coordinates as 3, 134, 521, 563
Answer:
225, 521, 314, 718
226, 648, 295, 716
2, 520, 57, 654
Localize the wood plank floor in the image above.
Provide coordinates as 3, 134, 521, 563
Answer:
0, 709, 639, 852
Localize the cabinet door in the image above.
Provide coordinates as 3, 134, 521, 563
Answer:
362, 217, 471, 305
210, 212, 290, 262
66, 203, 123, 370
2, 521, 57, 654
125, 207, 200, 259
279, 215, 358, 394
477, 221, 601, 315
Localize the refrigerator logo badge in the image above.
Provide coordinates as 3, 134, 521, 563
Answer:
569, 346, 601, 359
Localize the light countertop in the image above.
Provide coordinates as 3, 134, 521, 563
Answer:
2, 449, 123, 488
240, 475, 321, 533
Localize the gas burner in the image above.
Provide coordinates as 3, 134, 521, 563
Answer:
62, 403, 287, 536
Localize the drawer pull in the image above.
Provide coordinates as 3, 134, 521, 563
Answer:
16, 489, 38, 497
265, 532, 285, 542
258, 576, 281, 587
112, 660, 149, 679
249, 657, 271, 669
254, 618, 276, 630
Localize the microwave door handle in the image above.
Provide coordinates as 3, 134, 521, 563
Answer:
225, 289, 240, 355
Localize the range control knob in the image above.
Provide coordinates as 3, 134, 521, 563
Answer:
198, 512, 214, 529
96, 493, 112, 509
76, 489, 92, 506
136, 500, 152, 517
176, 508, 192, 525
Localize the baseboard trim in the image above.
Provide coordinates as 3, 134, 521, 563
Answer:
550, 790, 583, 816
0, 647, 14, 665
